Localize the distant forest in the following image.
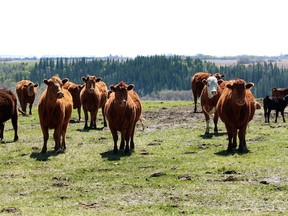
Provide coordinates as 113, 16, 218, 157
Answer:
1, 55, 288, 98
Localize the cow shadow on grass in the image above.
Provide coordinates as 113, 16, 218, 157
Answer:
100, 150, 132, 161
200, 132, 227, 139
30, 150, 64, 161
77, 127, 105, 132
215, 149, 250, 156
0, 140, 17, 144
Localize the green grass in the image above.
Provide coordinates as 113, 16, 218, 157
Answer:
0, 101, 287, 215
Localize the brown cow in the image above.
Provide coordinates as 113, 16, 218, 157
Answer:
200, 76, 224, 134
0, 89, 18, 142
272, 87, 288, 98
80, 76, 108, 129
38, 76, 73, 153
63, 81, 84, 122
191, 72, 225, 113
104, 81, 142, 153
216, 79, 256, 153
16, 80, 38, 115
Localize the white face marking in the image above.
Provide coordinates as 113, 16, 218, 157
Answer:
206, 76, 218, 98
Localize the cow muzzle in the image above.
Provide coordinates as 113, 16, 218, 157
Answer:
57, 91, 64, 98
236, 99, 246, 105
119, 100, 126, 106
88, 88, 95, 93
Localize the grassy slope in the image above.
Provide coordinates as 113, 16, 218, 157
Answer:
0, 101, 287, 215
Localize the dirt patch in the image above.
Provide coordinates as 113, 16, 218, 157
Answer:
140, 104, 263, 132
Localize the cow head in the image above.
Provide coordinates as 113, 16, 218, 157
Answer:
213, 73, 225, 80
24, 82, 39, 97
226, 79, 254, 106
110, 81, 134, 107
202, 76, 222, 98
82, 76, 102, 93
43, 76, 68, 99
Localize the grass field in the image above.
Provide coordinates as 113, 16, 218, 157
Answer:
0, 101, 287, 215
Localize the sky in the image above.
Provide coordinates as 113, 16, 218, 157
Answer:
1, 0, 288, 58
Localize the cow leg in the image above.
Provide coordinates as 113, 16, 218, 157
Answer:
53, 128, 62, 152
130, 122, 137, 150
61, 125, 69, 151
120, 130, 125, 150
77, 107, 81, 122
124, 131, 131, 153
275, 110, 279, 123
0, 122, 4, 140
213, 112, 218, 134
22, 101, 27, 114
29, 103, 33, 115
83, 110, 89, 129
238, 127, 247, 152
267, 109, 271, 123
281, 110, 285, 122
264, 108, 268, 123
41, 127, 49, 153
111, 130, 118, 153
102, 106, 107, 127
203, 111, 210, 134
193, 96, 197, 113
11, 112, 18, 141
227, 126, 237, 153
125, 126, 134, 153
90, 111, 96, 129
232, 129, 237, 149
226, 128, 233, 153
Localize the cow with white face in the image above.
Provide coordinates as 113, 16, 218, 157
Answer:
200, 75, 224, 134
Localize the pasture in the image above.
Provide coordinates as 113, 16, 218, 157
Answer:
0, 100, 287, 215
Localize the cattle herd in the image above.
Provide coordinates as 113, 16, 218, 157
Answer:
0, 72, 287, 154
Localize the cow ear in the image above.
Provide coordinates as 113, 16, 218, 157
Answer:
246, 82, 254, 89
43, 79, 49, 85
110, 85, 116, 92
96, 77, 102, 82
226, 83, 233, 90
62, 78, 69, 85
82, 77, 86, 82
217, 79, 223, 85
78, 84, 85, 90
34, 84, 39, 88
127, 84, 134, 91
221, 74, 225, 78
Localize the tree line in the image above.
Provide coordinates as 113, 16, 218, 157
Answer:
1, 55, 288, 98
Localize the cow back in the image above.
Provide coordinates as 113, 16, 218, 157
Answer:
272, 88, 288, 98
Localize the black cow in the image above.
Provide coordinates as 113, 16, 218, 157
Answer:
0, 88, 18, 141
263, 95, 288, 123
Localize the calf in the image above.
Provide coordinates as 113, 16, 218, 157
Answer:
216, 79, 256, 153
263, 95, 288, 123
16, 80, 38, 115
80, 76, 108, 129
63, 81, 84, 122
191, 72, 225, 112
38, 76, 73, 153
104, 81, 142, 153
200, 76, 224, 134
0, 89, 18, 142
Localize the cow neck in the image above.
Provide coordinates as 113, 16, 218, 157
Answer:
45, 90, 60, 108
114, 100, 128, 124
